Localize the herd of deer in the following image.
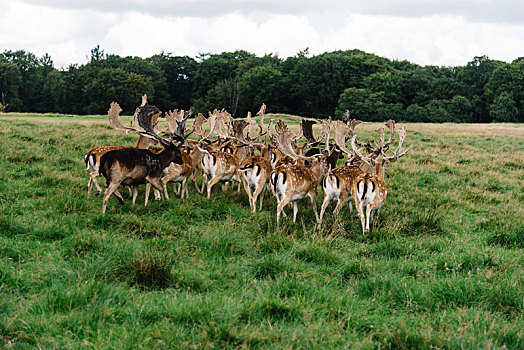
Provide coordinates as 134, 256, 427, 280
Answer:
85, 95, 412, 233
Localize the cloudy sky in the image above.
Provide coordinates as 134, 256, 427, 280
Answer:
1, 0, 523, 68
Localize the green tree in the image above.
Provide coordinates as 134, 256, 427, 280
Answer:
194, 79, 240, 115
489, 92, 520, 122
0, 62, 23, 111
336, 87, 385, 121
0, 50, 49, 112
83, 68, 154, 114
238, 64, 283, 115
288, 50, 390, 117
149, 53, 197, 109
192, 50, 252, 101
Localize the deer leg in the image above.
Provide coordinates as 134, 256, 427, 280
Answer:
319, 194, 333, 224
145, 177, 164, 206
365, 205, 372, 233
258, 184, 266, 211
113, 189, 124, 204
292, 201, 298, 223
132, 186, 139, 205
308, 192, 319, 223
161, 173, 176, 200
276, 196, 292, 225
181, 178, 188, 199
251, 183, 265, 212
102, 181, 122, 214
207, 175, 223, 199
241, 177, 254, 211
334, 192, 349, 216
145, 183, 151, 206
347, 197, 354, 216
89, 171, 103, 196
154, 189, 161, 200
353, 198, 366, 233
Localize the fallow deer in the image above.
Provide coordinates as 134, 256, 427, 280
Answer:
349, 124, 412, 233
270, 129, 327, 224
99, 101, 191, 214
85, 97, 161, 196
239, 155, 272, 212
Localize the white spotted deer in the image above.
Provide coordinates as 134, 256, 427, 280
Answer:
239, 155, 272, 212
319, 120, 362, 223
349, 124, 412, 233
270, 129, 327, 224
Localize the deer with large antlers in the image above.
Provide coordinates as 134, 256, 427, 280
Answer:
99, 101, 191, 214
85, 96, 162, 196
349, 123, 412, 233
143, 109, 197, 202
270, 129, 328, 224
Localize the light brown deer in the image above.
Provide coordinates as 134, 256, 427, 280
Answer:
318, 120, 360, 223
155, 145, 204, 200
199, 147, 240, 199
349, 124, 412, 233
239, 155, 272, 212
270, 130, 327, 224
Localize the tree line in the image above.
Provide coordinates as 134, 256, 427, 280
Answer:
1, 46, 523, 122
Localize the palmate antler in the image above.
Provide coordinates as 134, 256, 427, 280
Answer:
301, 119, 317, 143
382, 125, 413, 164
192, 113, 207, 139
333, 121, 353, 156
257, 103, 266, 135
275, 130, 308, 161
108, 102, 133, 133
108, 94, 163, 137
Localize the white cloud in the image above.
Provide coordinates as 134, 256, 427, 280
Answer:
1, 1, 523, 68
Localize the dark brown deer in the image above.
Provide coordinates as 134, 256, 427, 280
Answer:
99, 102, 191, 214
85, 97, 161, 196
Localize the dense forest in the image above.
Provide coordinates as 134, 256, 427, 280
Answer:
0, 46, 523, 122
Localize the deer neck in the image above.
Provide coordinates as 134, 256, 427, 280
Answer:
190, 147, 204, 167
310, 160, 325, 186
136, 135, 158, 149
158, 146, 178, 168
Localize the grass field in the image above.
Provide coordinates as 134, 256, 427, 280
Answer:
0, 113, 523, 348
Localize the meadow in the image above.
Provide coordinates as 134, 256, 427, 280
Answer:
0, 113, 523, 348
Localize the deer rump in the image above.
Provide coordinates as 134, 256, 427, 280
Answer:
99, 148, 183, 186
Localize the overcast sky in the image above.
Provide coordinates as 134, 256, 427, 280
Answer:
1, 0, 523, 68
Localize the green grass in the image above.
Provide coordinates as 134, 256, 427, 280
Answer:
0, 113, 523, 348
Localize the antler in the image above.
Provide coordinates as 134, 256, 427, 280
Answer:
232, 119, 249, 142
342, 110, 351, 124
301, 119, 317, 143
107, 102, 133, 133
382, 125, 413, 164
383, 119, 396, 152
350, 134, 373, 168
319, 117, 331, 142
275, 119, 288, 135
275, 130, 308, 161
165, 109, 179, 134
193, 113, 207, 139
257, 103, 266, 135
333, 121, 353, 156
319, 117, 332, 151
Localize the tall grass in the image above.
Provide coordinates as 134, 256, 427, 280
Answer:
0, 114, 523, 348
